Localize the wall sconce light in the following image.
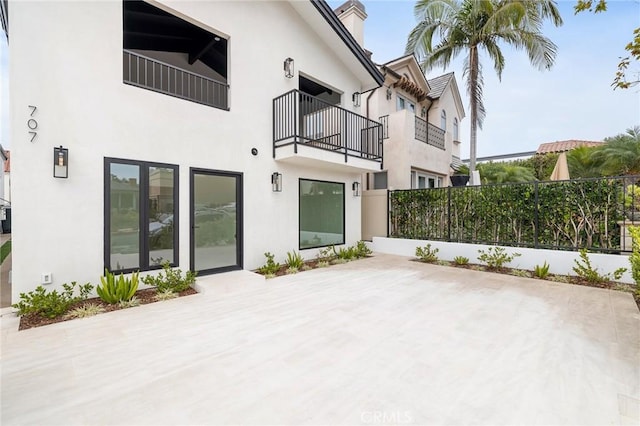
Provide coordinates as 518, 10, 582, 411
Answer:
386, 87, 392, 100
421, 106, 427, 118
271, 172, 282, 192
352, 181, 361, 197
53, 145, 68, 178
352, 92, 361, 107
284, 57, 294, 79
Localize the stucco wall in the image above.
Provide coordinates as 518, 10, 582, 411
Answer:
9, 0, 373, 298
371, 237, 635, 285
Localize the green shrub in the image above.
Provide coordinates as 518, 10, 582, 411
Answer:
572, 249, 626, 284
354, 241, 372, 258
415, 244, 439, 263
453, 256, 469, 265
511, 269, 531, 278
285, 267, 299, 274
257, 252, 280, 275
628, 226, 640, 286
477, 247, 521, 270
334, 245, 357, 260
142, 261, 196, 293
97, 270, 139, 304
285, 251, 305, 269
316, 260, 329, 268
316, 246, 335, 261
12, 282, 93, 319
533, 262, 550, 279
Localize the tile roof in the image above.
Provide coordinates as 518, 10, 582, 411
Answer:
427, 72, 454, 99
536, 140, 603, 154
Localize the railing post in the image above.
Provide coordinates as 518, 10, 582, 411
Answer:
344, 109, 348, 163
534, 180, 539, 249
294, 91, 298, 154
272, 97, 276, 159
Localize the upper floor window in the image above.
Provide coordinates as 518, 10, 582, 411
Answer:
123, 1, 229, 110
453, 117, 459, 141
397, 95, 415, 113
441, 110, 447, 131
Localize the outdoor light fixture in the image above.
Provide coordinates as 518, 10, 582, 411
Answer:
284, 57, 294, 78
421, 106, 427, 118
386, 87, 392, 100
53, 145, 68, 178
272, 172, 282, 192
352, 92, 361, 107
352, 181, 361, 197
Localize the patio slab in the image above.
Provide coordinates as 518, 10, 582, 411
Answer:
1, 253, 638, 425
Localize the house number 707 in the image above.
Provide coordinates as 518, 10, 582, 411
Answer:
28, 105, 37, 143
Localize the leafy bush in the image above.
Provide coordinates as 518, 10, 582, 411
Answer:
12, 282, 93, 319
477, 247, 521, 270
453, 256, 469, 265
354, 241, 372, 258
334, 246, 357, 261
572, 249, 626, 284
316, 260, 329, 268
415, 244, 439, 263
285, 267, 299, 275
511, 269, 531, 278
142, 261, 196, 293
257, 252, 280, 275
97, 270, 139, 304
533, 262, 550, 279
285, 251, 305, 270
629, 226, 640, 285
316, 246, 335, 261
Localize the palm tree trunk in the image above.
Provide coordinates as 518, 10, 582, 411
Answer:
469, 45, 479, 175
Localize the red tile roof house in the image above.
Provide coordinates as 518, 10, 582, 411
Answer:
536, 140, 603, 154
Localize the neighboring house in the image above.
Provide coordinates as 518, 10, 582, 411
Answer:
332, 1, 465, 239
3, 0, 384, 298
336, 1, 465, 191
536, 140, 603, 154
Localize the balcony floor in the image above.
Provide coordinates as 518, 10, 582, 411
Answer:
275, 143, 382, 173
2, 254, 638, 425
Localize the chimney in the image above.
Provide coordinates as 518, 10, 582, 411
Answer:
334, 0, 367, 48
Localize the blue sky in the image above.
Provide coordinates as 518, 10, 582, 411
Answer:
1, 1, 639, 159
328, 0, 640, 158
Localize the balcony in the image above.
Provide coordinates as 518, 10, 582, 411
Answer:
123, 50, 229, 110
273, 90, 383, 172
415, 116, 445, 150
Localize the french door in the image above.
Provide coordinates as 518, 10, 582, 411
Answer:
190, 169, 243, 274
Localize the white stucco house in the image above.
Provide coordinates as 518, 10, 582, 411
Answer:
3, 0, 385, 299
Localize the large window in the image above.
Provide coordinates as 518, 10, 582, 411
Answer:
453, 117, 459, 141
441, 110, 447, 131
397, 95, 415, 113
299, 179, 344, 249
105, 158, 178, 273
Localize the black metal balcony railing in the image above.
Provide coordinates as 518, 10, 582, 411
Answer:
123, 50, 229, 110
273, 90, 383, 166
415, 116, 445, 150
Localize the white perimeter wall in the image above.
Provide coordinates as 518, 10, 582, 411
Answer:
371, 237, 635, 285
9, 0, 370, 298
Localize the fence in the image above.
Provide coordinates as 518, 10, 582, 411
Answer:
388, 175, 640, 253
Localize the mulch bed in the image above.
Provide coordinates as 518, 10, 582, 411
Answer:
17, 287, 198, 331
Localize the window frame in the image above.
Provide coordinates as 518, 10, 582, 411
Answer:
396, 95, 415, 113
411, 170, 442, 189
441, 110, 447, 131
453, 117, 459, 141
104, 157, 179, 274
298, 178, 345, 250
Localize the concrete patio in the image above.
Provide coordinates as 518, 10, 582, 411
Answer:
1, 253, 639, 425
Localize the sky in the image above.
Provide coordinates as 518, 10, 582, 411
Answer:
1, 0, 639, 159
328, 0, 640, 159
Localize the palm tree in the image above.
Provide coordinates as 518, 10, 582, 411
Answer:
406, 0, 562, 175
566, 146, 604, 178
598, 126, 640, 176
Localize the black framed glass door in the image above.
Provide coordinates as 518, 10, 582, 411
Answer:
190, 168, 243, 274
